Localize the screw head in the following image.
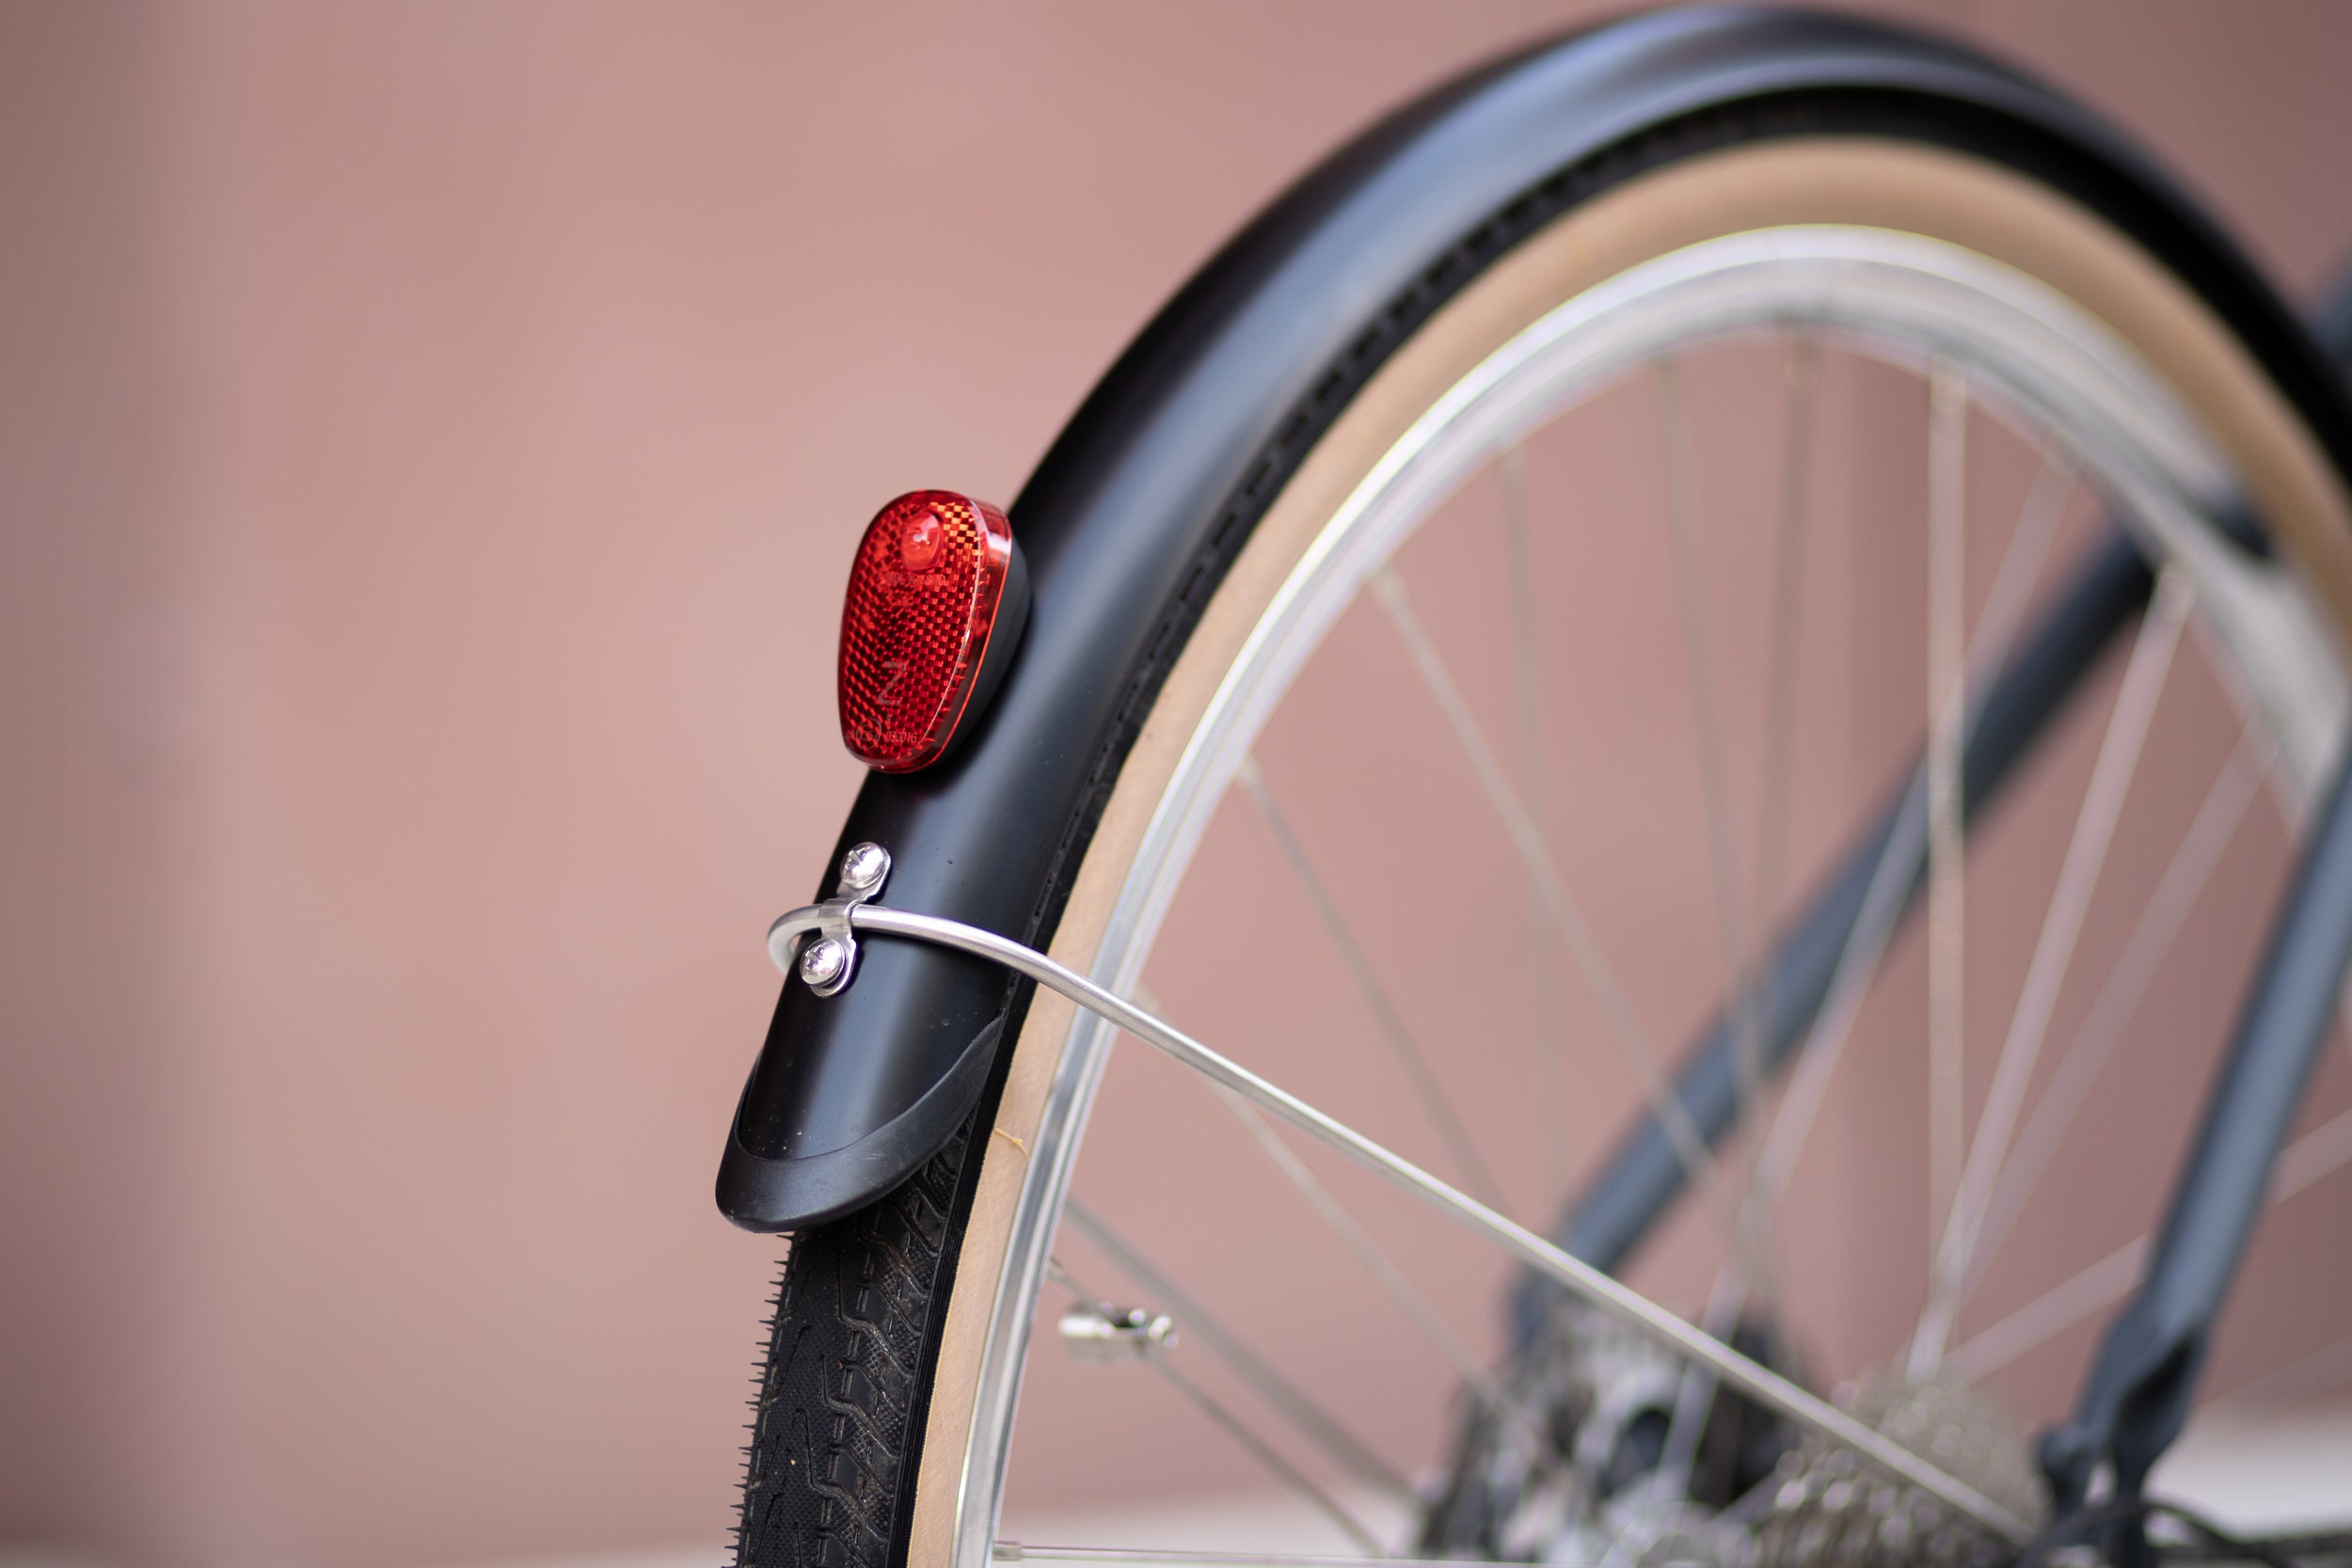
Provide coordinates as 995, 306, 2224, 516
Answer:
839, 842, 889, 893
798, 936, 849, 990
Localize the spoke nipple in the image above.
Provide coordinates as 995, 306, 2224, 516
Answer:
799, 936, 850, 990
838, 842, 890, 895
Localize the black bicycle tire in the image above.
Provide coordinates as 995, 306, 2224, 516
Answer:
731, 21, 2352, 1568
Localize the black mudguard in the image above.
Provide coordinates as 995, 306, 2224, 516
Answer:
716, 6, 2346, 1232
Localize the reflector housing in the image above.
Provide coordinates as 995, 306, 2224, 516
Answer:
838, 490, 1027, 772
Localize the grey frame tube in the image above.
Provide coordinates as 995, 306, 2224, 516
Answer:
2042, 737, 2352, 1532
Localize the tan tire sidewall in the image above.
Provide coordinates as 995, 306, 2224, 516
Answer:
906, 135, 2352, 1563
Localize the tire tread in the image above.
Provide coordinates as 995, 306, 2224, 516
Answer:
736, 1118, 974, 1568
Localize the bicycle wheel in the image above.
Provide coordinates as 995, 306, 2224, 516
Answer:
732, 12, 2352, 1568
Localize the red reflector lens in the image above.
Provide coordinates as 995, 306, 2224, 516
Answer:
838, 490, 1024, 772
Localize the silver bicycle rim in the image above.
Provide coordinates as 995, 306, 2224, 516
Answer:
949, 224, 2352, 1566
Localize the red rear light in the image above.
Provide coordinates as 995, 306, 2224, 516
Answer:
838, 490, 1029, 772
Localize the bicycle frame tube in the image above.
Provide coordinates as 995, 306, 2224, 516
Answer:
2046, 262, 2352, 1545
2043, 736, 2352, 1536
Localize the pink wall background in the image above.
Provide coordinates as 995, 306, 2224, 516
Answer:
5, 5, 2351, 1567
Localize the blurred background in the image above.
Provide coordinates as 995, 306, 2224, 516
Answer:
5, 5, 2351, 1568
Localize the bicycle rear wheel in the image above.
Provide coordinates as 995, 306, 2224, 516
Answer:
735, 16, 2352, 1568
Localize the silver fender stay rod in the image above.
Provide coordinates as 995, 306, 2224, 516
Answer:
765, 895, 2031, 1544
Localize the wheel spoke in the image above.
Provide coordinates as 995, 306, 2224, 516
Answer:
2270, 1101, 2352, 1200
1369, 564, 1744, 1238
1970, 449, 2079, 670
1911, 570, 2195, 1373
1061, 1198, 1412, 1498
1743, 436, 2076, 1240
1212, 1079, 1504, 1406
1740, 332, 1820, 1188
1656, 357, 1758, 1149
1152, 1362, 1381, 1555
1124, 988, 1534, 1450
1048, 1259, 1385, 1555
1946, 1233, 2149, 1381
1660, 334, 1820, 1481
1924, 363, 1970, 1312
1656, 1265, 1756, 1489
1742, 782, 1926, 1231
1500, 442, 1573, 1203
1688, 436, 2080, 1476
1949, 1102, 2352, 1379
1237, 752, 1508, 1210
1206, 1077, 1581, 1493
1963, 721, 2274, 1287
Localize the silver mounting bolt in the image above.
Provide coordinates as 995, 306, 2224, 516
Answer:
793, 843, 889, 998
838, 842, 890, 895
798, 936, 850, 990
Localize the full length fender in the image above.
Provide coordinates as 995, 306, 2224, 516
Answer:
715, 5, 2346, 1232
